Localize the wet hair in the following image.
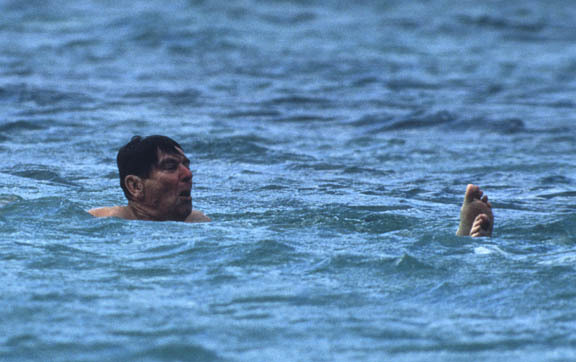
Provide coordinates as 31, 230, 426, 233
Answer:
117, 135, 183, 200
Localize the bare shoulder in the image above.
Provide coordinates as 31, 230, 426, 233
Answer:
88, 206, 131, 219
185, 210, 211, 223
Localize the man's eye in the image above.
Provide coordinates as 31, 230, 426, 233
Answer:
163, 162, 178, 170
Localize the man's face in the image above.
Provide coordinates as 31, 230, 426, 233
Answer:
141, 147, 193, 221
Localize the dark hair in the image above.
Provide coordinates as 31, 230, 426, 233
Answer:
117, 135, 183, 200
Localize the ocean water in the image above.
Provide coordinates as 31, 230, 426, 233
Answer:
1, 0, 576, 361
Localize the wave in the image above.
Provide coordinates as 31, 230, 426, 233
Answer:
259, 11, 318, 26
0, 84, 94, 108
226, 239, 301, 267
131, 343, 224, 362
2, 164, 79, 187
184, 135, 310, 164
309, 252, 435, 275
0, 197, 89, 223
252, 203, 417, 235
130, 241, 198, 263
353, 110, 529, 134
264, 95, 333, 107
271, 114, 336, 123
0, 120, 49, 133
457, 14, 545, 33
121, 88, 201, 106
225, 109, 282, 118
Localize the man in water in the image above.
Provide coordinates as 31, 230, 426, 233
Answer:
89, 135, 210, 222
89, 136, 492, 235
456, 184, 493, 237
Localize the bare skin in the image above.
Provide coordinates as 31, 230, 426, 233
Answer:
89, 148, 210, 223
456, 184, 493, 237
88, 206, 210, 222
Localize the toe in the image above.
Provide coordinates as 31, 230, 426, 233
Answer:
465, 184, 482, 202
470, 225, 481, 236
470, 213, 491, 237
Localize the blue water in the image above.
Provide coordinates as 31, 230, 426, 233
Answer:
2, 0, 576, 361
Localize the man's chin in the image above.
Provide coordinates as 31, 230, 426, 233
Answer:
175, 204, 192, 220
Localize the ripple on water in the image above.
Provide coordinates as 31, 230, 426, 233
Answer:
130, 241, 197, 262
539, 175, 573, 185
354, 110, 529, 135
121, 88, 201, 106
292, 205, 418, 234
131, 343, 224, 362
309, 252, 436, 274
0, 83, 95, 108
0, 120, 49, 133
184, 135, 309, 164
2, 164, 79, 187
457, 14, 545, 33
0, 193, 24, 206
0, 197, 89, 221
264, 95, 334, 107
228, 239, 301, 267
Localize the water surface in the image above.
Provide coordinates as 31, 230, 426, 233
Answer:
1, 0, 576, 361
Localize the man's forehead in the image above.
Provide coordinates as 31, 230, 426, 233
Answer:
156, 147, 188, 160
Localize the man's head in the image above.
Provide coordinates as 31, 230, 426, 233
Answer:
117, 135, 193, 221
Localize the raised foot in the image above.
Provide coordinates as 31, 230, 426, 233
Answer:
456, 184, 494, 237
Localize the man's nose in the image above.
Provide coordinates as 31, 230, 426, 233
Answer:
180, 164, 193, 182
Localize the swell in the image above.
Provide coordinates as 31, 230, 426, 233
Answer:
0, 84, 95, 108
184, 135, 310, 164
351, 110, 530, 134
0, 197, 89, 222
244, 204, 418, 235
308, 252, 436, 274
2, 164, 80, 187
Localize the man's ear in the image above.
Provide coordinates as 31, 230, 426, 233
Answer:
125, 175, 144, 200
